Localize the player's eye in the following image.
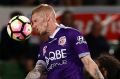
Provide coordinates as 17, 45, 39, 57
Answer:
33, 20, 37, 23
32, 20, 37, 25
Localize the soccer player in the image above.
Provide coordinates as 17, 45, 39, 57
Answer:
25, 4, 104, 79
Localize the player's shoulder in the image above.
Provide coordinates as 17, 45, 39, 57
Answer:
59, 24, 82, 35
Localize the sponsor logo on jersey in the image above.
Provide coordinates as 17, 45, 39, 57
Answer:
58, 36, 66, 46
76, 36, 87, 45
47, 60, 67, 71
45, 49, 67, 66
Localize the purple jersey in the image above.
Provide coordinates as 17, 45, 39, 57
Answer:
38, 24, 90, 79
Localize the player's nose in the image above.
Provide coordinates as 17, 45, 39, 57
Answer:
32, 24, 38, 31
32, 23, 36, 28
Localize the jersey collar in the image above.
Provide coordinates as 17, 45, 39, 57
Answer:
49, 26, 60, 38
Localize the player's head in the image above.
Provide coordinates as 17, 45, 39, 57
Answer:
96, 54, 120, 79
31, 4, 57, 36
90, 21, 103, 37
60, 10, 74, 27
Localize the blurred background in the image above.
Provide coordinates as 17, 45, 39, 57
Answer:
0, 0, 120, 79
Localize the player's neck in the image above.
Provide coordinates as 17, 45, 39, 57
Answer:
49, 23, 59, 37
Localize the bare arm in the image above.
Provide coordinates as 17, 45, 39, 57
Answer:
25, 60, 46, 79
81, 55, 104, 79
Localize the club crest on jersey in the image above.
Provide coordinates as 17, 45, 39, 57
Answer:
43, 46, 47, 56
58, 36, 66, 46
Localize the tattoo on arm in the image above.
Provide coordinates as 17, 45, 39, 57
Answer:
95, 68, 104, 79
25, 64, 46, 79
35, 63, 46, 73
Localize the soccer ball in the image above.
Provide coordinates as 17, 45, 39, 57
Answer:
7, 15, 32, 41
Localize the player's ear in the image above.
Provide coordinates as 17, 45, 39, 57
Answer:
47, 17, 50, 22
46, 12, 53, 22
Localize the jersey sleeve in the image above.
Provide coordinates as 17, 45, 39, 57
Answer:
69, 30, 90, 58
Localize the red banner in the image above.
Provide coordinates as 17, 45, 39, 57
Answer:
57, 13, 120, 40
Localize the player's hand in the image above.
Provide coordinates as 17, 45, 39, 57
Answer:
25, 68, 41, 79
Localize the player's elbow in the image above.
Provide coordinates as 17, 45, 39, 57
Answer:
81, 55, 98, 73
84, 60, 98, 73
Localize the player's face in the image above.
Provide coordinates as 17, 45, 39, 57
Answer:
32, 13, 48, 35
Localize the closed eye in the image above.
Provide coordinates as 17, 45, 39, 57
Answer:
32, 19, 37, 26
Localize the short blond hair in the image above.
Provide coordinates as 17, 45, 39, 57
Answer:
32, 4, 56, 18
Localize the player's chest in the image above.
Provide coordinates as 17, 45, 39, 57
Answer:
42, 36, 70, 56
